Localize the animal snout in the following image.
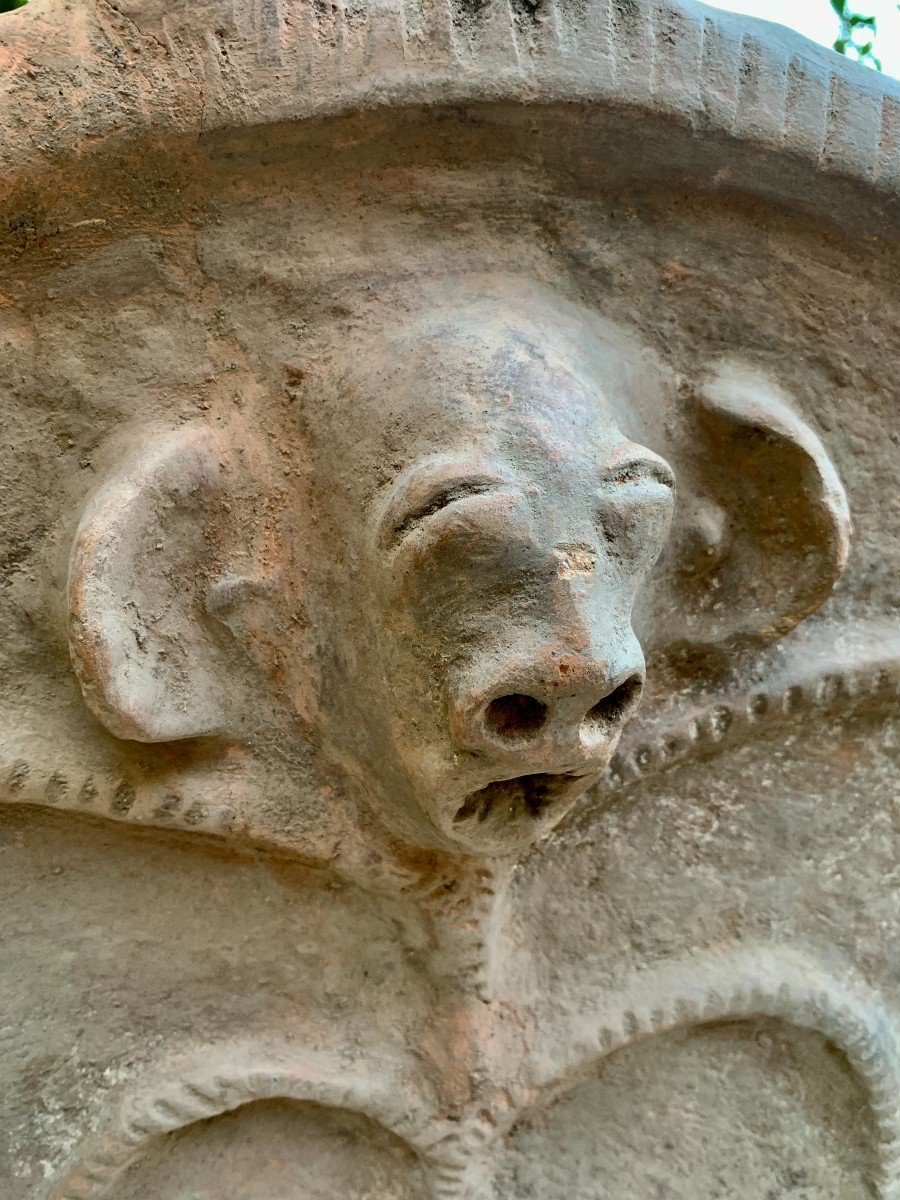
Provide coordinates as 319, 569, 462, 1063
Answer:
452, 645, 645, 764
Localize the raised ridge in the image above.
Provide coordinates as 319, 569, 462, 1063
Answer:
598, 630, 900, 796
47, 1038, 444, 1200
500, 946, 900, 1200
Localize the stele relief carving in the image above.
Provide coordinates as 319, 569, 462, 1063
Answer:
0, 1, 897, 1198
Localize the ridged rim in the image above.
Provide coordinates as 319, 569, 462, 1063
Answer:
47, 1038, 446, 1200
0, 0, 897, 208
444, 946, 900, 1199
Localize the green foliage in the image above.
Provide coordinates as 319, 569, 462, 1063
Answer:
829, 0, 885, 70
0, 0, 28, 12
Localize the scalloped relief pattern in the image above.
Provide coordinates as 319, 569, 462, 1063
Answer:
48, 946, 900, 1200
435, 947, 900, 1199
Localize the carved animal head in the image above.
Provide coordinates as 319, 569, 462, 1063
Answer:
67, 279, 849, 856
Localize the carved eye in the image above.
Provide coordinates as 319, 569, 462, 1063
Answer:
602, 453, 676, 493
596, 450, 676, 561
388, 478, 504, 547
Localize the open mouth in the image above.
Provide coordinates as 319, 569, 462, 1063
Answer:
452, 771, 584, 828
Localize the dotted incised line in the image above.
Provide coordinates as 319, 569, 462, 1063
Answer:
2, 645, 897, 863
0, 750, 238, 842
499, 949, 900, 1200
50, 1047, 440, 1200
46, 946, 900, 1200
428, 1112, 500, 1200
411, 862, 505, 999
601, 648, 900, 794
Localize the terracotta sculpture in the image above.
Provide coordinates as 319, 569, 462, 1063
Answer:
0, 0, 897, 1196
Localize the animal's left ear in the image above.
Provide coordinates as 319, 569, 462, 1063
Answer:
652, 362, 850, 649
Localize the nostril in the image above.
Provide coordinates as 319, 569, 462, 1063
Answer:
585, 674, 643, 728
484, 693, 548, 743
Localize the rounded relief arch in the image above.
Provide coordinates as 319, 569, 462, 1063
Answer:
477, 947, 900, 1200
48, 1039, 448, 1200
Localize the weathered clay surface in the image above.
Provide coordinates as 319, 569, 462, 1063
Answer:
0, 1, 897, 1197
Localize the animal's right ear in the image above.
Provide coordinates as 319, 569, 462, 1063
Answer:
68, 426, 258, 743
